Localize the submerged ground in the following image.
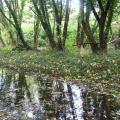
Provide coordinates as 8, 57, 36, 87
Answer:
0, 48, 119, 119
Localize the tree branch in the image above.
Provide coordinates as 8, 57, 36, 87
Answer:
97, 0, 104, 12
0, 8, 16, 28
105, 0, 111, 13
89, 0, 100, 24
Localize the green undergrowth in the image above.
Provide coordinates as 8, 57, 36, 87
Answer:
0, 48, 119, 83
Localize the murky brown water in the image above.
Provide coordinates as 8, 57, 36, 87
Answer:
0, 68, 120, 120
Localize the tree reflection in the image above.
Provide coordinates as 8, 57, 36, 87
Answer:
36, 76, 68, 119
14, 71, 31, 106
82, 88, 116, 120
0, 68, 119, 120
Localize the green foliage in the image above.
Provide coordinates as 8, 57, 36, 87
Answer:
67, 30, 76, 46
12, 44, 25, 51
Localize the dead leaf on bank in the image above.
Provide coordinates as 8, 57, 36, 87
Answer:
0, 111, 4, 117
90, 62, 104, 69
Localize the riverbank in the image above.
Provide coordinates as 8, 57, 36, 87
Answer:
0, 48, 120, 83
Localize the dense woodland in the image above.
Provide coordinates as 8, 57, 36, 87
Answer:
0, 0, 119, 52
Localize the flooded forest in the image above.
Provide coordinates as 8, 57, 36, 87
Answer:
0, 0, 120, 120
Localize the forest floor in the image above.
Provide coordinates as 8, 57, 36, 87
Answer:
0, 47, 119, 84
0, 48, 119, 117
0, 48, 120, 119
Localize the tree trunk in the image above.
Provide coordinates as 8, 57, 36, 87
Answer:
34, 16, 40, 49
82, 20, 99, 53
63, 0, 71, 48
76, 0, 84, 48
105, 2, 114, 42
76, 19, 81, 48
0, 31, 5, 47
99, 13, 108, 52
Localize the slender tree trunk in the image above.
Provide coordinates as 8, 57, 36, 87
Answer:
52, 0, 63, 50
76, 0, 84, 48
34, 16, 40, 49
82, 20, 99, 53
99, 19, 107, 52
56, 20, 62, 50
53, 17, 56, 39
76, 18, 81, 47
105, 3, 114, 42
63, 0, 71, 48
9, 30, 16, 46
16, 24, 30, 49
0, 31, 5, 47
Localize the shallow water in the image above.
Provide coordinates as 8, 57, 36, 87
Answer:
0, 68, 119, 120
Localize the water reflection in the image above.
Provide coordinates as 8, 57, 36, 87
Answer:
0, 68, 119, 120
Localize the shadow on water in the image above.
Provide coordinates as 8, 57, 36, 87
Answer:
0, 68, 120, 120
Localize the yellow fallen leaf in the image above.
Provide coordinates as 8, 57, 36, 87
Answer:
0, 111, 4, 117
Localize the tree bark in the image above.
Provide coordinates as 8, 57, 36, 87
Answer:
63, 0, 71, 47
82, 20, 99, 53
34, 16, 40, 49
0, 31, 5, 47
76, 0, 84, 48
